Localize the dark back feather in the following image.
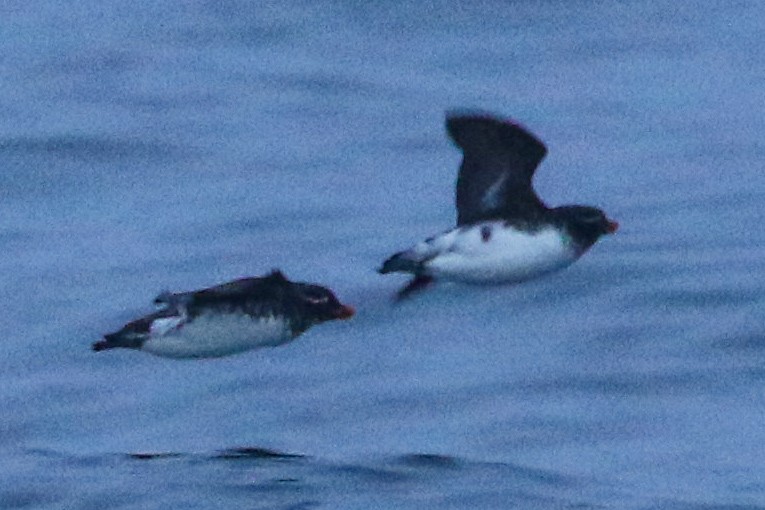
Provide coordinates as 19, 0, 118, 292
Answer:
160, 270, 347, 335
182, 272, 291, 317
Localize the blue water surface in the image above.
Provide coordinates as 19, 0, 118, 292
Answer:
2, 1, 765, 508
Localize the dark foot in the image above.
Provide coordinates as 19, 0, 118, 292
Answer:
396, 275, 434, 300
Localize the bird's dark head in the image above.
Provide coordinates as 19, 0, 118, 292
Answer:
554, 205, 618, 248
291, 281, 355, 323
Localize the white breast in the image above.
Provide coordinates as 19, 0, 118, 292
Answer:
425, 222, 579, 284
142, 313, 291, 359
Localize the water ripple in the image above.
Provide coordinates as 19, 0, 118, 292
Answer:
0, 135, 177, 162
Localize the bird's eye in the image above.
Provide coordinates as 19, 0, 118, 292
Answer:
305, 294, 329, 305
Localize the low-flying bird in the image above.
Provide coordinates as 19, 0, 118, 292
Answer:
93, 270, 354, 358
379, 111, 618, 298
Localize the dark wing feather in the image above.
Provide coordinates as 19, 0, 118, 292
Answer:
159, 271, 291, 316
446, 112, 548, 225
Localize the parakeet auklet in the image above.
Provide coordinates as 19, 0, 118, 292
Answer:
379, 111, 618, 298
93, 270, 355, 358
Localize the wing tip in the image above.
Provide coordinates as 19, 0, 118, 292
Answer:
445, 109, 547, 158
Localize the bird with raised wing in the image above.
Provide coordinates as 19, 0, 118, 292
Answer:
379, 111, 618, 298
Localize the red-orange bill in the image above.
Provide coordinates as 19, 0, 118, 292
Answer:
335, 304, 356, 320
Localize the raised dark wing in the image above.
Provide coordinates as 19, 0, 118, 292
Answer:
446, 112, 548, 225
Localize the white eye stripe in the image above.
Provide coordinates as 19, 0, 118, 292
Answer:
305, 295, 329, 304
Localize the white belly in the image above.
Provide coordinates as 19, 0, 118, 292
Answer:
425, 223, 579, 284
142, 313, 291, 359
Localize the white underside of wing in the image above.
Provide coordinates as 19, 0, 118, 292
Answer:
142, 313, 291, 359
420, 221, 578, 284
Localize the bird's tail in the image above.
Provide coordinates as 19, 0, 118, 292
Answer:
378, 250, 424, 275
379, 250, 436, 299
92, 332, 144, 352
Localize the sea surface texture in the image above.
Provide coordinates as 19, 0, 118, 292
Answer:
2, 1, 764, 508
